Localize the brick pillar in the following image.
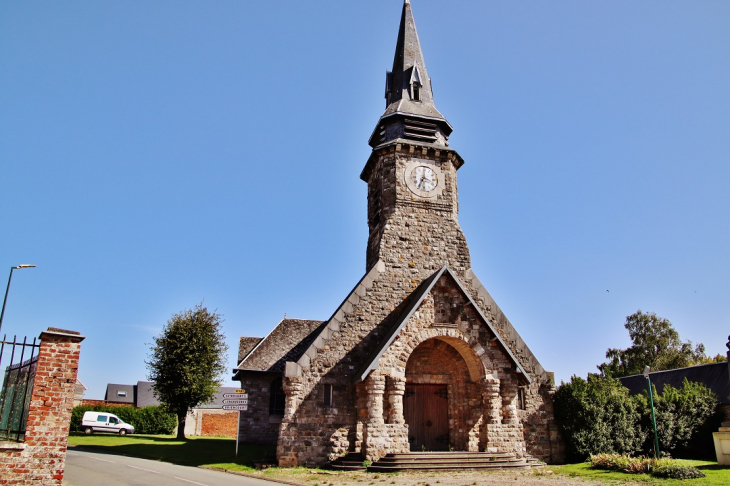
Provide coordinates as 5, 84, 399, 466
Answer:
0, 328, 84, 485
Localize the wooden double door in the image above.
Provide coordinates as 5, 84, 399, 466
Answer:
403, 384, 449, 451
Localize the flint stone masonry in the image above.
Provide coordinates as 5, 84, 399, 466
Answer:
0, 328, 84, 486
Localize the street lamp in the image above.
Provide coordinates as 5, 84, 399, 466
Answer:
644, 365, 660, 458
0, 264, 37, 335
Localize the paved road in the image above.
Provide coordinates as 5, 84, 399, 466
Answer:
64, 448, 282, 486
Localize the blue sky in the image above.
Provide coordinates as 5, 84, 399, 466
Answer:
2, 1, 728, 400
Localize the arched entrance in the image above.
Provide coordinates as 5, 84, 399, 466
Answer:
404, 337, 483, 451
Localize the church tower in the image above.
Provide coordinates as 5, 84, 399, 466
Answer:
362, 0, 469, 273
234, 1, 563, 468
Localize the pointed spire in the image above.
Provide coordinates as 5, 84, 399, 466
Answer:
369, 1, 452, 148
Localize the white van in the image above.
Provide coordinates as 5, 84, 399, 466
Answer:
81, 411, 135, 435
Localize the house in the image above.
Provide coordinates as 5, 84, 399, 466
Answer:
100, 381, 240, 437
234, 1, 562, 468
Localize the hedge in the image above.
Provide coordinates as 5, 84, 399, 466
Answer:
70, 405, 176, 435
555, 374, 719, 461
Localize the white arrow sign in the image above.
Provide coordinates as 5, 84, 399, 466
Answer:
223, 399, 248, 405
222, 404, 248, 411
223, 393, 249, 399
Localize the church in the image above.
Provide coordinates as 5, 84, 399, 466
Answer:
234, 1, 563, 468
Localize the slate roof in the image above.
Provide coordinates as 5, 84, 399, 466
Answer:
619, 362, 730, 404
135, 381, 158, 407
234, 318, 325, 377
382, 0, 447, 123
104, 383, 135, 404
356, 265, 531, 383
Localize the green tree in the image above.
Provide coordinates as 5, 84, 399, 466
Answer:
146, 304, 229, 439
598, 310, 706, 378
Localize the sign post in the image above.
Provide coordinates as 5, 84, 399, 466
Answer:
226, 389, 248, 457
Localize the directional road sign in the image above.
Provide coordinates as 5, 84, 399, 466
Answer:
222, 404, 248, 411
223, 393, 249, 399
222, 399, 248, 405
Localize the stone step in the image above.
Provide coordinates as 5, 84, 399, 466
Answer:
368, 462, 531, 472
365, 452, 534, 472
384, 452, 516, 460
329, 453, 367, 471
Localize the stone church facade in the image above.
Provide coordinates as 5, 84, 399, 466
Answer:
234, 1, 563, 467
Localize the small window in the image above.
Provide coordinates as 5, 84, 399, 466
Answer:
324, 384, 333, 408
117, 391, 127, 397
97, 415, 108, 422
517, 387, 526, 410
412, 84, 420, 101
109, 417, 118, 425
269, 377, 285, 415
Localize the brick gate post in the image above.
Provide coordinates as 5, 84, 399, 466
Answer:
21, 328, 84, 484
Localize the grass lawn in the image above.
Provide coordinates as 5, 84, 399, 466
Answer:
67, 433, 276, 472
552, 460, 730, 485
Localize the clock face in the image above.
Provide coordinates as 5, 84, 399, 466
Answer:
411, 166, 438, 192
404, 161, 443, 198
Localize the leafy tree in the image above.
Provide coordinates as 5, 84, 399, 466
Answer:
146, 304, 228, 439
598, 310, 706, 378
695, 353, 728, 365
554, 374, 644, 461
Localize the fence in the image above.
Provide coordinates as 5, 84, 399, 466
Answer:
0, 335, 40, 441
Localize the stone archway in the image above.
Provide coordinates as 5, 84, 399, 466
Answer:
404, 337, 483, 451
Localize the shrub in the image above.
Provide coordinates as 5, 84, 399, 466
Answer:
554, 375, 644, 461
589, 453, 651, 474
637, 379, 718, 458
70, 405, 176, 434
652, 464, 706, 479
590, 454, 705, 479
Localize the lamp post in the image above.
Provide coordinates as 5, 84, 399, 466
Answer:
644, 365, 660, 458
0, 264, 36, 335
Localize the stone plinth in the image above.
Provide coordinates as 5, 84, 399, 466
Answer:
714, 425, 730, 466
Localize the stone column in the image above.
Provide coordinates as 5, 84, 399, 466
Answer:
362, 374, 387, 462
277, 376, 303, 467
480, 376, 501, 452
501, 380, 519, 425
481, 377, 501, 424
712, 336, 730, 464
386, 376, 406, 424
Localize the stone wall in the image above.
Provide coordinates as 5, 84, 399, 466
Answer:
237, 373, 281, 446
274, 142, 564, 466
0, 328, 84, 486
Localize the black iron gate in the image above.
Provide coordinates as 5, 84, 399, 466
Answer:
0, 335, 40, 441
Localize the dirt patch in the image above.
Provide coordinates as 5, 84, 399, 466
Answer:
231, 468, 629, 486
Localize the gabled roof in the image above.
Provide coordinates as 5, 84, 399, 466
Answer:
135, 381, 158, 407
104, 383, 135, 404
233, 318, 326, 378
356, 265, 531, 383
619, 362, 730, 404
